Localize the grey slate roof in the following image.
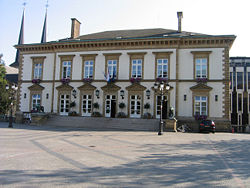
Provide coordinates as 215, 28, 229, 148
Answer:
60, 28, 209, 41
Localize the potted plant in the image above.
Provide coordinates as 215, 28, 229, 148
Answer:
93, 102, 99, 109
130, 77, 141, 83
70, 101, 76, 108
119, 102, 126, 109
144, 103, 150, 109
32, 79, 41, 84
83, 78, 93, 83
61, 78, 71, 84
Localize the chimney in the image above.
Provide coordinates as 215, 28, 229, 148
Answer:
71, 18, 81, 39
177, 12, 183, 33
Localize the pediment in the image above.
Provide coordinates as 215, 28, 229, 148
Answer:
101, 82, 121, 92
28, 84, 44, 91
78, 83, 96, 91
56, 84, 74, 91
190, 83, 213, 92
126, 83, 146, 91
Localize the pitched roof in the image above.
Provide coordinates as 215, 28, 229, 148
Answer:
60, 28, 209, 41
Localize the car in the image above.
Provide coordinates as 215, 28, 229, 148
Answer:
199, 120, 215, 133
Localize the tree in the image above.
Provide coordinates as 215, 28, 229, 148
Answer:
0, 65, 10, 114
0, 54, 5, 66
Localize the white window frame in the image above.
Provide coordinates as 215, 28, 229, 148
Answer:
32, 94, 41, 110
84, 60, 94, 78
62, 61, 71, 79
131, 59, 142, 78
157, 59, 168, 78
33, 63, 43, 79
107, 60, 117, 78
194, 96, 207, 116
195, 58, 207, 78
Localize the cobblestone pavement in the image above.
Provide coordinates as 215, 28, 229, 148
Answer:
0, 122, 250, 188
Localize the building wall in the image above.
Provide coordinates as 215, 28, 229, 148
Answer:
19, 47, 228, 121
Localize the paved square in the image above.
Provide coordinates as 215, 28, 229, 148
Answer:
0, 122, 250, 187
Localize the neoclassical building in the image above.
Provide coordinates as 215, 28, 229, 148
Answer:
16, 12, 236, 129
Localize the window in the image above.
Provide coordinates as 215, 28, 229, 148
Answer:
248, 72, 250, 90
191, 51, 211, 79
128, 52, 146, 79
84, 60, 94, 78
81, 54, 97, 80
194, 96, 207, 115
238, 93, 242, 111
230, 72, 233, 89
131, 59, 142, 78
107, 60, 117, 78
31, 56, 45, 80
157, 59, 168, 78
33, 63, 43, 79
195, 58, 207, 78
32, 94, 41, 110
62, 61, 71, 79
237, 72, 243, 89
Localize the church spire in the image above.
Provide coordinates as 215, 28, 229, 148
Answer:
41, 1, 48, 43
10, 3, 25, 68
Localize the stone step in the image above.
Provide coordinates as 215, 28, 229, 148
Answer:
45, 115, 159, 131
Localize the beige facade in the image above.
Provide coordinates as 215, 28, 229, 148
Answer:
16, 22, 235, 127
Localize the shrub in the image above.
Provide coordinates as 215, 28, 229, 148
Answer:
143, 112, 152, 119
68, 111, 78, 116
92, 112, 102, 117
117, 112, 127, 118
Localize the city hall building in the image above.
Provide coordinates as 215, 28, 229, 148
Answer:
16, 12, 236, 129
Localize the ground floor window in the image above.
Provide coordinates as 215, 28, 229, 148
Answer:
82, 95, 92, 116
32, 94, 41, 110
105, 95, 116, 118
130, 95, 141, 118
194, 96, 207, 115
60, 94, 70, 115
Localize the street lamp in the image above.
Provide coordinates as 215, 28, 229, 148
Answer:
154, 81, 170, 135
5, 84, 18, 128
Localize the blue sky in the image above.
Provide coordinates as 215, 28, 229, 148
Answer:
0, 0, 249, 65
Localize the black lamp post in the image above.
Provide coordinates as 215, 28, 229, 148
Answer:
154, 81, 170, 135
5, 84, 18, 128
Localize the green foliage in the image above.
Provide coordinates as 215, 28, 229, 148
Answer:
93, 102, 99, 109
0, 65, 6, 78
119, 102, 126, 109
0, 66, 10, 114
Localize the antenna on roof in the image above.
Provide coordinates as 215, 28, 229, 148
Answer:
23, 0, 27, 10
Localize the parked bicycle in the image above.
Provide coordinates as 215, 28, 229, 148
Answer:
177, 124, 192, 132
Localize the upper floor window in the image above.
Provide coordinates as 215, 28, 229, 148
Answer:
81, 54, 97, 80
191, 51, 211, 79
128, 52, 146, 79
107, 60, 117, 78
131, 59, 142, 78
237, 72, 243, 89
62, 61, 71, 79
195, 58, 207, 78
34, 63, 43, 79
157, 59, 168, 78
59, 55, 75, 80
238, 93, 242, 111
194, 96, 207, 116
84, 60, 94, 78
31, 56, 46, 80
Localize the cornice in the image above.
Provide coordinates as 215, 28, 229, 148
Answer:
15, 36, 236, 53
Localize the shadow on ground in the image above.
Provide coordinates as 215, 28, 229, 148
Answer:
0, 136, 249, 187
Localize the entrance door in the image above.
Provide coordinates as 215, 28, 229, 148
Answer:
60, 94, 70, 115
156, 95, 168, 119
105, 95, 116, 117
130, 95, 141, 118
82, 95, 92, 116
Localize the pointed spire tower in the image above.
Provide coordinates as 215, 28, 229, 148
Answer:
10, 3, 25, 68
41, 1, 48, 43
